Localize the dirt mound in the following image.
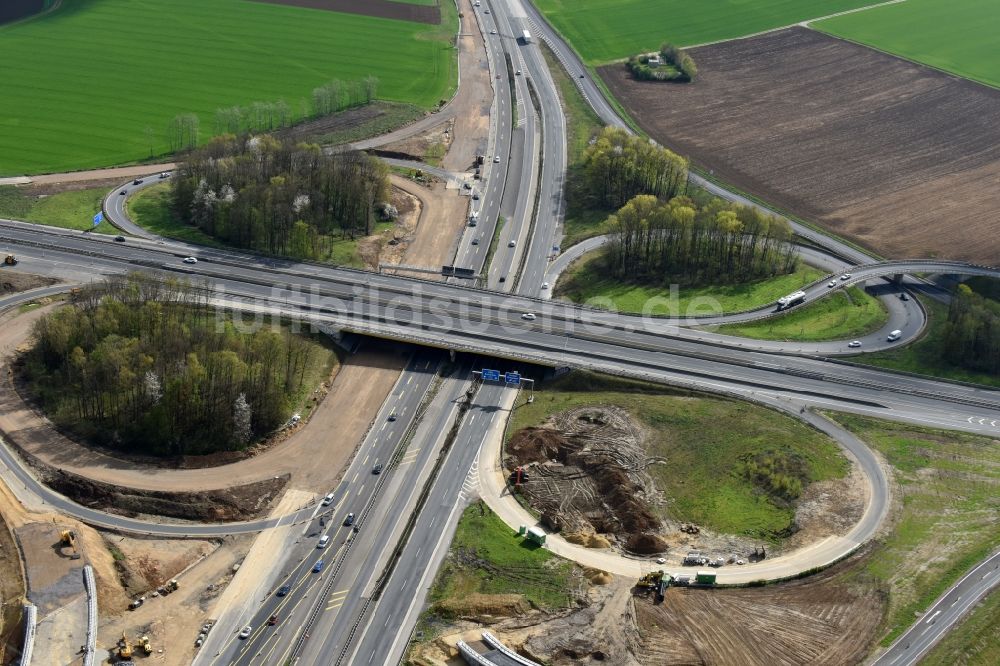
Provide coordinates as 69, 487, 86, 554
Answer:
506, 406, 664, 552
563, 531, 611, 549
434, 593, 531, 619
582, 568, 613, 586
38, 466, 288, 522
0, 271, 59, 294
625, 533, 668, 555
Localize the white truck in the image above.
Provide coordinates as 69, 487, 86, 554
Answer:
521, 29, 532, 44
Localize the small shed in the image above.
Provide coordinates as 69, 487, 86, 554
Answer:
526, 526, 547, 545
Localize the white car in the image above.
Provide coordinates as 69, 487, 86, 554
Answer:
827, 280, 836, 288
494, 155, 501, 163
656, 557, 666, 564
238, 625, 252, 639
840, 273, 851, 281
516, 69, 521, 75
508, 239, 516, 247
490, 29, 497, 34
541, 281, 550, 289
848, 340, 862, 348
183, 257, 198, 264
321, 493, 334, 506
521, 313, 536, 321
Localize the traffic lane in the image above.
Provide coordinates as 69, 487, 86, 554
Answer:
104, 172, 172, 238
349, 382, 508, 665
296, 372, 475, 665
872, 550, 1000, 666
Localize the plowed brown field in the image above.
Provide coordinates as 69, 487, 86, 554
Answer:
601, 27, 1000, 264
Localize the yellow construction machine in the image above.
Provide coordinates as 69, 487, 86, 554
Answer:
3, 254, 16, 266
59, 530, 81, 560
138, 635, 152, 655
116, 632, 133, 660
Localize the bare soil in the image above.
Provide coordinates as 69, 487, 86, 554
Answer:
0, 510, 25, 663
600, 27, 1000, 263
279, 102, 424, 145
0, 270, 59, 294
398, 177, 470, 272
380, 119, 455, 163
250, 0, 440, 24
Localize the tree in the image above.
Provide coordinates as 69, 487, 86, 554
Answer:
232, 393, 253, 446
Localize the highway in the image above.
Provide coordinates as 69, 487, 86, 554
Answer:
871, 550, 1000, 666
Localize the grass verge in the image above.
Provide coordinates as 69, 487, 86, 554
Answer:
855, 296, 1000, 388
0, 185, 114, 234
509, 372, 848, 540
826, 413, 1000, 647
419, 500, 578, 638
716, 286, 887, 341
556, 250, 825, 316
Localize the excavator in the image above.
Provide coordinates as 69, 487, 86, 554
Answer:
3, 254, 16, 266
116, 632, 133, 661
59, 530, 81, 560
138, 635, 152, 656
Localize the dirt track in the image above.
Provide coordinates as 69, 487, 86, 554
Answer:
250, 0, 440, 24
600, 27, 1000, 263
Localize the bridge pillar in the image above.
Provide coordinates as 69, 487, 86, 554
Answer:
890, 273, 903, 284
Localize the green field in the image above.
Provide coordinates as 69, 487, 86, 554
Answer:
829, 414, 1000, 645
0, 185, 114, 234
816, 0, 1000, 88
0, 0, 456, 175
508, 373, 848, 540
535, 0, 878, 63
717, 286, 888, 341
556, 250, 824, 316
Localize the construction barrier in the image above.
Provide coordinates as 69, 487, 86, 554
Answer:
82, 565, 97, 666
18, 603, 36, 666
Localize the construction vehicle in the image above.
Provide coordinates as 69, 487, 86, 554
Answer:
117, 632, 133, 660
59, 530, 81, 560
3, 254, 16, 266
156, 579, 179, 596
636, 570, 664, 590
138, 635, 152, 656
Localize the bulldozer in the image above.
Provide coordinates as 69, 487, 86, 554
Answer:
116, 632, 133, 660
138, 635, 152, 656
59, 530, 81, 560
3, 254, 16, 266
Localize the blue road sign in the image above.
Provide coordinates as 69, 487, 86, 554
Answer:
482, 369, 501, 382
505, 372, 521, 386
92, 211, 103, 227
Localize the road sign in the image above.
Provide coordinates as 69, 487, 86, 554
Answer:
482, 369, 500, 382
92, 211, 103, 227
505, 372, 521, 386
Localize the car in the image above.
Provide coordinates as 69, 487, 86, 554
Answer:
508, 239, 516, 247
267, 615, 279, 626
471, 238, 480, 246
490, 29, 496, 34
472, 191, 480, 200
656, 557, 666, 564
498, 276, 506, 283
159, 171, 170, 179
840, 273, 851, 281
463, 182, 471, 190
496, 74, 501, 79
276, 585, 291, 597
115, 235, 126, 242
133, 178, 143, 185
579, 73, 585, 78
238, 625, 252, 639
494, 155, 501, 163
552, 245, 560, 252
312, 560, 324, 573
321, 492, 334, 506
388, 412, 397, 422
516, 69, 521, 75
521, 313, 536, 321
827, 280, 836, 288
484, 8, 490, 13
344, 512, 355, 527
541, 281, 549, 289
119, 190, 127, 195
183, 257, 198, 264
848, 340, 862, 348
899, 292, 910, 301
372, 463, 383, 475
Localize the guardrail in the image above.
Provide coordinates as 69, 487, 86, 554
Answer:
82, 565, 97, 666
18, 603, 36, 666
482, 631, 541, 666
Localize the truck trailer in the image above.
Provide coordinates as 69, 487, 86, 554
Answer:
521, 29, 532, 44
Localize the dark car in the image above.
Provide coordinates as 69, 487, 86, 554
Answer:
312, 560, 324, 573
276, 584, 291, 597
119, 190, 127, 195
387, 412, 397, 422
133, 178, 143, 185
267, 614, 279, 626
344, 512, 355, 527
372, 463, 383, 475
114, 235, 126, 242
899, 293, 910, 301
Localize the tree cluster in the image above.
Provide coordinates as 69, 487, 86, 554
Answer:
942, 284, 1000, 374
166, 113, 200, 152
24, 275, 320, 456
172, 134, 389, 259
312, 76, 378, 116
581, 127, 688, 209
605, 193, 797, 284
626, 42, 697, 82
214, 100, 295, 135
